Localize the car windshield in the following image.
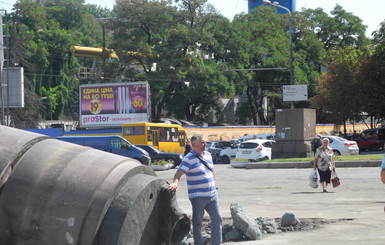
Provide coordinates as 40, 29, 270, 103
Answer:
239, 142, 259, 149
141, 145, 161, 153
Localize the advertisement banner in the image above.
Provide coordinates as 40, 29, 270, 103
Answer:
79, 82, 150, 127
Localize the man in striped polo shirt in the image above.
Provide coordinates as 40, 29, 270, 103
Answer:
169, 134, 222, 245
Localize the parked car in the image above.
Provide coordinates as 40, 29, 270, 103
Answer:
235, 139, 274, 161
321, 135, 359, 155
356, 128, 385, 151
57, 136, 151, 165
135, 144, 183, 168
362, 127, 385, 141
207, 141, 233, 164
233, 134, 275, 148
205, 141, 213, 152
354, 136, 383, 152
220, 143, 239, 164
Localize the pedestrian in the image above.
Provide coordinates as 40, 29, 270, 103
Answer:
313, 137, 336, 193
311, 134, 322, 156
169, 134, 222, 245
351, 130, 360, 141
184, 139, 191, 156
380, 154, 385, 184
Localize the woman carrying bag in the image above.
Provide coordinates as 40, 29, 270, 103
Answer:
313, 137, 336, 193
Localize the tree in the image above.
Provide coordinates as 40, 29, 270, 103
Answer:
310, 46, 368, 133
224, 6, 292, 125
301, 4, 368, 51
111, 0, 234, 122
9, 0, 102, 124
357, 21, 385, 127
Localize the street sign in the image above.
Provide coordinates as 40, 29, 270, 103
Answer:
283, 85, 308, 102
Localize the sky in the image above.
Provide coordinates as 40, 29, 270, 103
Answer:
2, 0, 384, 37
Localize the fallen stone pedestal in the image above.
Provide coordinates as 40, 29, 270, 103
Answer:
0, 125, 190, 245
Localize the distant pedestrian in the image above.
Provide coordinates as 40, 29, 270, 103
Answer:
184, 139, 191, 156
169, 134, 222, 245
380, 154, 385, 183
351, 130, 360, 141
311, 134, 322, 156
313, 138, 336, 193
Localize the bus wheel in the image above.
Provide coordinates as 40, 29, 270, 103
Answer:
168, 159, 178, 169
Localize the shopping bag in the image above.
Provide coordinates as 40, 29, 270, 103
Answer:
309, 169, 319, 188
332, 170, 340, 188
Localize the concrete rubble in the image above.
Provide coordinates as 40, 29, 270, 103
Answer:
177, 204, 338, 244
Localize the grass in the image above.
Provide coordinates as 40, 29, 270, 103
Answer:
150, 160, 170, 165
264, 154, 384, 162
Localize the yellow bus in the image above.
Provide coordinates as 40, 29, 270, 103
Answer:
121, 123, 187, 154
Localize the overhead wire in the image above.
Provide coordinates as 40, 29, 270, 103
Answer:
230, 0, 241, 19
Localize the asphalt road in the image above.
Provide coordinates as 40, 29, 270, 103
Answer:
157, 165, 385, 245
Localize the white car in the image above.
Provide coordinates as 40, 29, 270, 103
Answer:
321, 135, 359, 155
233, 134, 275, 148
235, 139, 274, 161
220, 144, 238, 164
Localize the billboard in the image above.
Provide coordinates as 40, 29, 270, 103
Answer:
0, 67, 24, 107
79, 82, 150, 128
283, 84, 308, 102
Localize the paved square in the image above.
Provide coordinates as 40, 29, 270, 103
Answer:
157, 165, 385, 244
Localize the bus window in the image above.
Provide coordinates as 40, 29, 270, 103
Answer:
170, 127, 178, 142
179, 132, 187, 147
152, 130, 159, 147
158, 127, 166, 142
123, 126, 144, 136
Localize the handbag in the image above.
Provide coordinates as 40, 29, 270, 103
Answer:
331, 170, 340, 188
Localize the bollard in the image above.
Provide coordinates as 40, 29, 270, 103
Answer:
0, 125, 190, 245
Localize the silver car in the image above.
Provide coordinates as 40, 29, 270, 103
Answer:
322, 135, 359, 155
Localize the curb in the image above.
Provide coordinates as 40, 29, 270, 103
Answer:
246, 160, 381, 169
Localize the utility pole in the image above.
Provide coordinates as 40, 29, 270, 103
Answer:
0, 11, 5, 125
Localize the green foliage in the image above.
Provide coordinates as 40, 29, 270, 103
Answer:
357, 36, 385, 122
150, 160, 170, 166
9, 0, 101, 123
265, 154, 383, 162
235, 102, 252, 125
85, 4, 115, 18
224, 6, 294, 125
111, 0, 235, 121
300, 4, 368, 51
7, 0, 385, 127
310, 46, 369, 131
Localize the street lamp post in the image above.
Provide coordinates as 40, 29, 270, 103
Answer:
263, 0, 294, 107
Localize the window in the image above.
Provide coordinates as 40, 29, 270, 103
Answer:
123, 126, 144, 136
263, 141, 273, 148
149, 127, 179, 142
110, 138, 122, 149
219, 142, 231, 149
240, 143, 259, 149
